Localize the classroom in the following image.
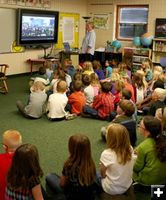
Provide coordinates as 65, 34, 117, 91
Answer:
0, 0, 166, 200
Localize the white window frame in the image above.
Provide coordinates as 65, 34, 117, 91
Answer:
116, 5, 149, 40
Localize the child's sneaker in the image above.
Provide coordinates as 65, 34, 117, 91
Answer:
101, 127, 106, 141
65, 113, 77, 120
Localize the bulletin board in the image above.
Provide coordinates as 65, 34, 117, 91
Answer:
0, 8, 16, 53
56, 12, 79, 49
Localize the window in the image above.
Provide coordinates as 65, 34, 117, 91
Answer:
116, 5, 149, 40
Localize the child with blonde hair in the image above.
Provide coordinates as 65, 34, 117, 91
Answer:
148, 66, 164, 92
84, 73, 101, 106
47, 80, 76, 121
99, 123, 135, 196
17, 81, 47, 119
149, 88, 166, 116
82, 61, 94, 75
0, 130, 22, 200
153, 65, 163, 74
47, 80, 68, 121
141, 58, 153, 82
121, 73, 135, 102
119, 62, 131, 78
46, 134, 97, 200
114, 80, 124, 108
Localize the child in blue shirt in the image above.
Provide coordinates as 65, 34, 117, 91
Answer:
105, 60, 112, 78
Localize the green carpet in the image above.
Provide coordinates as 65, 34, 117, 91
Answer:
0, 74, 150, 200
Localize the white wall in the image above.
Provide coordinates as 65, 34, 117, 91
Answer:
0, 0, 166, 75
0, 0, 88, 75
88, 0, 166, 48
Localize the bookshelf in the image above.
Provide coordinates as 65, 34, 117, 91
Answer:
152, 38, 166, 64
123, 47, 151, 72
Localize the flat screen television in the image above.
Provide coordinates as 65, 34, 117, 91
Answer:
17, 9, 59, 48
155, 18, 166, 38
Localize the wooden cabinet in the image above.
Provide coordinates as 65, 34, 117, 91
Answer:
123, 47, 151, 72
152, 38, 166, 64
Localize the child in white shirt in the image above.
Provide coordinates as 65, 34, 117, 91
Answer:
47, 80, 76, 121
99, 123, 136, 195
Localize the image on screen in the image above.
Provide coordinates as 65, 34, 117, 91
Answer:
21, 15, 55, 41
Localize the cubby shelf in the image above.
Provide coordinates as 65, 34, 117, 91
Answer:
152, 38, 166, 63
123, 47, 151, 72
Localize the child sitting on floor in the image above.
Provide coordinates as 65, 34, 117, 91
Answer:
47, 80, 76, 121
63, 58, 76, 78
5, 144, 44, 200
67, 80, 86, 115
99, 123, 136, 196
0, 129, 22, 200
84, 73, 101, 106
82, 81, 114, 120
17, 81, 47, 119
45, 134, 97, 200
29, 66, 50, 88
101, 99, 137, 147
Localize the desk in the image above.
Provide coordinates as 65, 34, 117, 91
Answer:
27, 58, 59, 74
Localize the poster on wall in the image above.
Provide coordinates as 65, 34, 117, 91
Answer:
62, 17, 74, 44
93, 14, 109, 29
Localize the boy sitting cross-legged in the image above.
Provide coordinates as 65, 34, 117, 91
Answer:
82, 81, 114, 120
67, 80, 86, 115
47, 80, 76, 121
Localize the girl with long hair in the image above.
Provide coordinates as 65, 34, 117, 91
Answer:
5, 144, 44, 200
46, 134, 96, 200
100, 123, 135, 195
141, 58, 153, 82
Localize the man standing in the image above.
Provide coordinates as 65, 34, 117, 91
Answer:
81, 21, 96, 62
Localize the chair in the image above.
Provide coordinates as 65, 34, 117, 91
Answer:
0, 64, 9, 93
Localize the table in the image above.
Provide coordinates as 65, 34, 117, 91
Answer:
27, 58, 59, 74
94, 51, 122, 66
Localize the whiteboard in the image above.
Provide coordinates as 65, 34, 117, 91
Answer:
0, 8, 16, 53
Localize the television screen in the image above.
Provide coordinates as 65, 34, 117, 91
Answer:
17, 9, 59, 47
155, 18, 166, 38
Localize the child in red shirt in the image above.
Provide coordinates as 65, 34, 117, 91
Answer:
82, 81, 114, 120
0, 129, 22, 200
